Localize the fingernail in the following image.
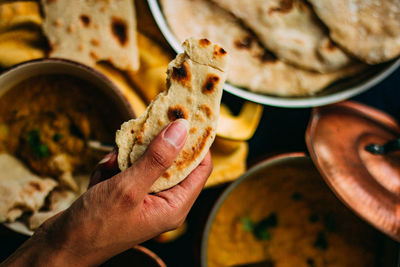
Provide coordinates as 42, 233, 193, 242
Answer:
99, 152, 113, 165
163, 119, 189, 147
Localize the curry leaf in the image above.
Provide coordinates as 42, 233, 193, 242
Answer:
27, 130, 50, 158
241, 217, 255, 231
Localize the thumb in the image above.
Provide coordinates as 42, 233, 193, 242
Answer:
116, 119, 189, 196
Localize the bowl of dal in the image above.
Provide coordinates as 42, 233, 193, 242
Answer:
201, 153, 399, 267
0, 58, 134, 235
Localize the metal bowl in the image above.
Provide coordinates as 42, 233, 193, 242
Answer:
147, 0, 400, 108
0, 58, 135, 235
201, 153, 400, 267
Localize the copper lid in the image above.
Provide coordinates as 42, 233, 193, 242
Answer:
306, 101, 400, 241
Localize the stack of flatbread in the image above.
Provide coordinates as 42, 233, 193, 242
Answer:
161, 0, 400, 97
0, 153, 89, 231
116, 37, 229, 192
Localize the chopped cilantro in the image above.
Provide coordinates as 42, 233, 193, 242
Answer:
314, 232, 328, 250
253, 213, 277, 240
241, 217, 255, 232
291, 192, 303, 201
27, 129, 50, 158
254, 229, 271, 241
241, 213, 278, 241
52, 133, 63, 142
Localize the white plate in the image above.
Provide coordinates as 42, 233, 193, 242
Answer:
147, 0, 400, 108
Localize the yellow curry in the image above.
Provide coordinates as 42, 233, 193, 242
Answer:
0, 74, 124, 190
207, 158, 379, 267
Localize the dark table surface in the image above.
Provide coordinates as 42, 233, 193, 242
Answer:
1, 67, 400, 266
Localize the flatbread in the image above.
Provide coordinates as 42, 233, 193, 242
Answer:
0, 28, 45, 68
211, 0, 353, 73
308, 0, 400, 64
116, 37, 228, 192
41, 0, 139, 71
161, 0, 363, 97
29, 190, 77, 230
0, 153, 57, 223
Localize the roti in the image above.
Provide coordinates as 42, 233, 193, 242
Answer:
211, 0, 353, 73
116, 37, 228, 192
0, 153, 57, 223
161, 0, 363, 97
308, 0, 400, 64
41, 0, 139, 71
29, 190, 77, 230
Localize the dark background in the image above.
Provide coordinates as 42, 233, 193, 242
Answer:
1, 67, 399, 266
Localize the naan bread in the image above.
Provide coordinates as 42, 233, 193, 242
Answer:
29, 190, 77, 230
211, 0, 353, 73
41, 0, 139, 71
116, 37, 228, 192
308, 0, 400, 64
161, 0, 363, 96
0, 153, 57, 223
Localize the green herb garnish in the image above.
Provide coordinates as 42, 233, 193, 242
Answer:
27, 129, 50, 158
313, 232, 328, 250
291, 192, 303, 201
241, 213, 278, 241
52, 133, 63, 142
241, 217, 255, 232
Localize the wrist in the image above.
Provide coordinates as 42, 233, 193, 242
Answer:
1, 228, 89, 267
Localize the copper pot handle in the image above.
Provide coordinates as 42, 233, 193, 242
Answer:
365, 138, 400, 155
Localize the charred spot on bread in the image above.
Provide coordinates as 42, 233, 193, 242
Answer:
176, 127, 212, 169
168, 105, 189, 121
202, 74, 220, 94
325, 40, 337, 51
213, 45, 227, 58
29, 181, 42, 191
91, 38, 100, 46
162, 171, 171, 179
111, 17, 128, 46
234, 36, 253, 49
171, 62, 191, 87
53, 19, 63, 27
269, 0, 293, 14
189, 127, 197, 134
135, 133, 144, 145
80, 15, 91, 27
259, 50, 278, 63
199, 104, 213, 118
199, 38, 211, 47
67, 24, 75, 33
90, 51, 99, 60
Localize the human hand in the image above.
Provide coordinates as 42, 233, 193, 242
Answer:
1, 119, 212, 267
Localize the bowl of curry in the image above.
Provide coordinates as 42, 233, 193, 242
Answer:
0, 58, 134, 234
201, 153, 399, 267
